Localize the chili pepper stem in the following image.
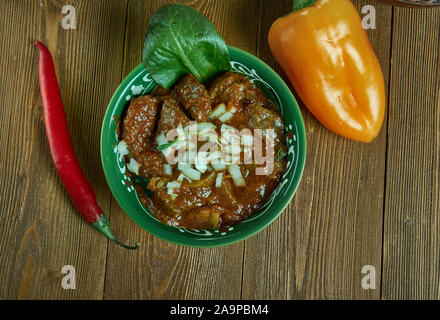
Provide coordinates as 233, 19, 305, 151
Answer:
92, 214, 139, 249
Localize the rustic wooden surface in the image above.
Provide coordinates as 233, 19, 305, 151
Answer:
0, 0, 438, 300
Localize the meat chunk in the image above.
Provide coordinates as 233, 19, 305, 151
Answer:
209, 72, 272, 109
209, 72, 245, 102
134, 149, 165, 179
156, 97, 190, 135
153, 86, 180, 106
175, 74, 212, 121
122, 95, 159, 156
246, 103, 285, 144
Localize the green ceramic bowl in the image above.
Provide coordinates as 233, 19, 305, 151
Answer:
100, 46, 306, 247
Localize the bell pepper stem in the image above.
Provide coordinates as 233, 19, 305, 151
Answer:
92, 214, 139, 249
293, 0, 317, 12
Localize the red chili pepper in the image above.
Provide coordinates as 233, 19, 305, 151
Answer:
35, 41, 138, 249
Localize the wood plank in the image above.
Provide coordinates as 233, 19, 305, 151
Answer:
3, 0, 437, 300
103, 0, 260, 299
0, 0, 127, 299
382, 7, 440, 299
242, 0, 392, 299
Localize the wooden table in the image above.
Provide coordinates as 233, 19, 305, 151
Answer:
0, 0, 439, 300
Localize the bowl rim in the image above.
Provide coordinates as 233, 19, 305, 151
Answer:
100, 45, 307, 247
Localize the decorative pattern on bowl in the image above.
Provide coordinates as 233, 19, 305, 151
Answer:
101, 46, 306, 247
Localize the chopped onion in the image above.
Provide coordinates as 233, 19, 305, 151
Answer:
228, 105, 238, 113
195, 152, 209, 173
197, 151, 210, 162
162, 147, 174, 158
167, 180, 181, 197
210, 162, 227, 171
222, 130, 240, 144
209, 151, 221, 161
219, 135, 230, 146
199, 129, 221, 146
228, 144, 242, 155
167, 181, 181, 190
218, 106, 237, 123
215, 172, 223, 188
184, 123, 198, 135
195, 160, 208, 174
241, 134, 254, 146
177, 173, 192, 183
221, 124, 236, 131
228, 164, 245, 187
180, 167, 201, 181
117, 140, 129, 156
181, 149, 197, 164
163, 164, 172, 175
219, 128, 241, 156
199, 130, 220, 146
223, 153, 240, 165
210, 103, 226, 119
187, 141, 198, 150
126, 158, 139, 175
155, 133, 167, 146
218, 111, 234, 123
178, 162, 192, 171
156, 133, 178, 157
197, 122, 217, 131
176, 123, 185, 136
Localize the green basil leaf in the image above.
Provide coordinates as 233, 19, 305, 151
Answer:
142, 4, 231, 88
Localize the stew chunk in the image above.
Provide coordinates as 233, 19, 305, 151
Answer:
209, 71, 272, 109
175, 74, 212, 121
246, 103, 285, 144
134, 149, 165, 179
122, 95, 159, 156
156, 97, 190, 135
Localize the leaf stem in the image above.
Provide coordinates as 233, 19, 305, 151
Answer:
293, 0, 317, 12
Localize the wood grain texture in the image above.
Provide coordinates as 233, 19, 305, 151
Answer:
241, 0, 392, 299
0, 0, 439, 300
0, 0, 127, 299
382, 7, 440, 299
102, 0, 260, 300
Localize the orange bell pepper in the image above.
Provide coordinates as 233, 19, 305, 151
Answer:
268, 0, 386, 142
